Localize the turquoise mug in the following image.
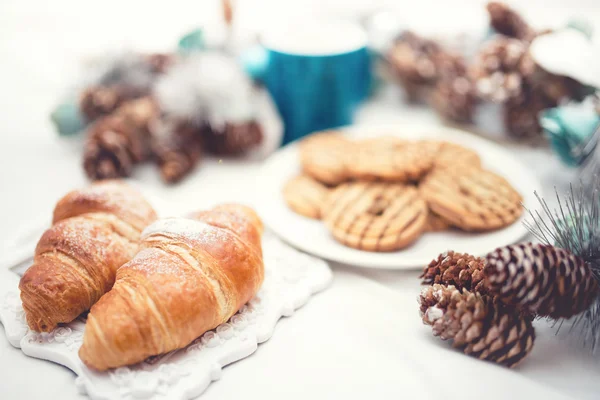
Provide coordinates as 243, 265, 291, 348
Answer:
242, 20, 371, 144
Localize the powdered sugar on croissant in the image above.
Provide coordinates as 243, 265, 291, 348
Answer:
79, 204, 264, 370
19, 181, 157, 332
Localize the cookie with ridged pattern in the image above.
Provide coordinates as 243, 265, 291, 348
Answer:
299, 131, 352, 185
322, 182, 428, 251
283, 174, 330, 219
419, 140, 482, 171
424, 210, 452, 232
347, 139, 435, 182
419, 167, 522, 231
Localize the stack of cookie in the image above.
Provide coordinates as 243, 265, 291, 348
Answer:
283, 131, 523, 252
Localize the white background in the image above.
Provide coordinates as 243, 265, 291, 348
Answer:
1, 1, 599, 399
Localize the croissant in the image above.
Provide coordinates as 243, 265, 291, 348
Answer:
19, 181, 157, 332
79, 204, 264, 370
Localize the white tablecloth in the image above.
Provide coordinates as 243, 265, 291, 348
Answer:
1, 1, 599, 399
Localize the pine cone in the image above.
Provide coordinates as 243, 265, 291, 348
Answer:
431, 54, 477, 122
387, 32, 443, 101
203, 121, 263, 156
83, 97, 157, 180
421, 251, 488, 295
503, 86, 553, 140
435, 52, 469, 81
486, 2, 535, 42
79, 85, 145, 122
84, 117, 135, 179
419, 284, 535, 368
388, 32, 442, 84
115, 97, 158, 134
485, 243, 600, 319
152, 120, 203, 184
470, 36, 529, 103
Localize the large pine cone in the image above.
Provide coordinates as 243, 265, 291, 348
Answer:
485, 243, 600, 319
419, 284, 535, 368
431, 54, 477, 123
486, 2, 535, 42
83, 97, 157, 180
151, 120, 204, 184
421, 251, 488, 295
470, 36, 529, 103
203, 121, 263, 156
387, 31, 443, 101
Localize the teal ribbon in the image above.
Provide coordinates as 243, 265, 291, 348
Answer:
178, 28, 205, 54
540, 106, 600, 167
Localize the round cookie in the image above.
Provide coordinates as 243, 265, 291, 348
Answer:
299, 131, 352, 185
322, 182, 428, 252
353, 135, 406, 148
435, 141, 482, 170
419, 167, 523, 231
283, 174, 330, 219
420, 140, 482, 171
424, 211, 452, 232
347, 139, 435, 182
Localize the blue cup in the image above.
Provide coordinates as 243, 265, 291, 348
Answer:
242, 20, 371, 144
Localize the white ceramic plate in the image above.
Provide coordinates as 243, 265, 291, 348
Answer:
257, 123, 543, 269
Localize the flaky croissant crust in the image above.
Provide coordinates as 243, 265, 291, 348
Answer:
79, 204, 264, 371
19, 181, 157, 332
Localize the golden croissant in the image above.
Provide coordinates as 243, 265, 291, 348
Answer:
78, 204, 264, 370
19, 181, 157, 332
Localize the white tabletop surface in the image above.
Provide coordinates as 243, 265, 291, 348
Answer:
1, 1, 599, 399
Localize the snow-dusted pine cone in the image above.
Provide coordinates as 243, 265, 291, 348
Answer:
486, 2, 535, 42
431, 54, 477, 122
485, 243, 600, 319
435, 52, 469, 81
470, 36, 529, 103
421, 251, 488, 295
419, 284, 535, 368
151, 119, 203, 184
388, 31, 443, 85
431, 79, 477, 122
387, 31, 444, 101
203, 121, 263, 156
83, 97, 157, 180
